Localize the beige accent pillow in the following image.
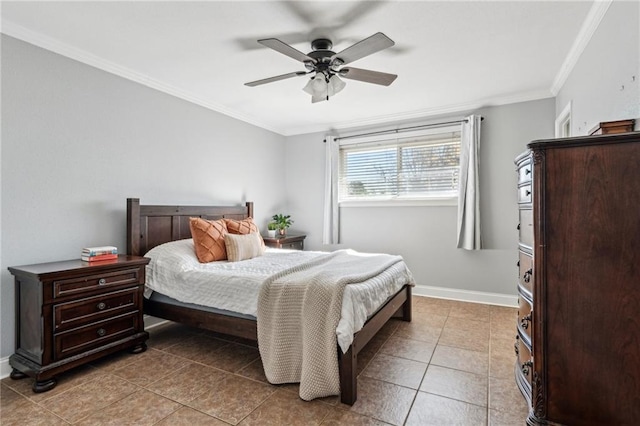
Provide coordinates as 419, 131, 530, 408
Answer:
224, 232, 265, 262
189, 217, 228, 263
225, 217, 265, 248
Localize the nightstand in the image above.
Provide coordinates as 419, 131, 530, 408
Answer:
263, 233, 306, 250
7, 255, 149, 392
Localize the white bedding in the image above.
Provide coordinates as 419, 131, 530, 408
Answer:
144, 239, 414, 352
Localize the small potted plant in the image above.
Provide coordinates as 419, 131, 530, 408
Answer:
272, 214, 293, 236
267, 222, 277, 238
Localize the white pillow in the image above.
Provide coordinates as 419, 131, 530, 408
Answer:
224, 232, 265, 262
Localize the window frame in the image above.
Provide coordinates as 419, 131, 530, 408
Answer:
337, 125, 461, 207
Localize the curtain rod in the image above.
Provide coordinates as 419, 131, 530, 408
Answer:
326, 116, 484, 142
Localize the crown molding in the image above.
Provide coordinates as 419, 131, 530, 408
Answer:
282, 88, 553, 136
1, 20, 285, 135
550, 0, 612, 95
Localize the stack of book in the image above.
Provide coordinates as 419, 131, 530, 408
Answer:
81, 246, 118, 262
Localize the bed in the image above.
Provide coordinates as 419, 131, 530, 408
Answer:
126, 198, 412, 405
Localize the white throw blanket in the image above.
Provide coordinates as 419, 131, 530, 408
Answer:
257, 249, 405, 401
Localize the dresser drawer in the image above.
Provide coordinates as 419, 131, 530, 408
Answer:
518, 251, 533, 297
518, 208, 533, 248
515, 332, 533, 390
54, 312, 139, 360
54, 288, 139, 332
53, 267, 142, 299
517, 161, 532, 185
517, 296, 532, 346
518, 184, 532, 204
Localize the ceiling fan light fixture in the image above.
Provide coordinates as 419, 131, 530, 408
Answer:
303, 74, 331, 102
328, 74, 346, 96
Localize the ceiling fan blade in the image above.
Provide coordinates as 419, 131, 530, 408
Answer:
339, 67, 397, 86
245, 71, 307, 87
332, 32, 394, 65
258, 38, 315, 63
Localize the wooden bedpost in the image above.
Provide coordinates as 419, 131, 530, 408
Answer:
127, 198, 140, 256
246, 201, 254, 219
339, 346, 357, 405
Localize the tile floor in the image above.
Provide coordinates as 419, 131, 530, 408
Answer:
1, 296, 529, 425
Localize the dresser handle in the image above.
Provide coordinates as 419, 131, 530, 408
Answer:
517, 260, 520, 267
525, 190, 531, 196
98, 278, 106, 285
525, 169, 531, 175
521, 360, 533, 375
97, 328, 106, 337
523, 268, 532, 283
517, 223, 521, 231
97, 302, 106, 310
514, 335, 520, 356
521, 313, 532, 329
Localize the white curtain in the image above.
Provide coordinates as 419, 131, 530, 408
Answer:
457, 115, 482, 250
323, 136, 340, 244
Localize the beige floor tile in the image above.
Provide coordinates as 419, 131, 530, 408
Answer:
342, 377, 416, 426
489, 376, 529, 414
489, 407, 529, 425
361, 353, 427, 389
40, 373, 140, 423
75, 388, 180, 425
405, 392, 487, 426
379, 336, 436, 363
187, 374, 275, 425
236, 358, 269, 383
420, 365, 488, 407
197, 342, 261, 372
112, 349, 193, 387
394, 321, 443, 343
445, 315, 490, 333
239, 389, 332, 425
489, 351, 516, 379
146, 362, 229, 403
490, 305, 518, 324
449, 301, 491, 321
90, 347, 154, 372
0, 385, 67, 426
2, 364, 107, 403
146, 322, 202, 350
438, 326, 490, 352
162, 334, 231, 363
156, 406, 230, 425
320, 409, 390, 425
431, 344, 489, 375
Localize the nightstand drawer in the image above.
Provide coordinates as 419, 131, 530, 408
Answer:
279, 240, 304, 250
54, 287, 139, 332
54, 312, 139, 360
53, 267, 142, 299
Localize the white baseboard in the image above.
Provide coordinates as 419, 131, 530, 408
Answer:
1, 356, 11, 380
413, 285, 518, 307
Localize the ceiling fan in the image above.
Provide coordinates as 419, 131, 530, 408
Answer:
244, 32, 397, 103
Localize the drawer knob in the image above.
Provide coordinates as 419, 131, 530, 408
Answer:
525, 190, 531, 196
521, 312, 532, 329
521, 360, 533, 376
517, 223, 521, 231
97, 328, 107, 337
97, 302, 106, 310
514, 336, 520, 356
523, 268, 532, 283
98, 278, 106, 285
525, 169, 531, 175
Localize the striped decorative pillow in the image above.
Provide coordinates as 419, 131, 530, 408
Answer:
189, 217, 228, 262
224, 232, 265, 262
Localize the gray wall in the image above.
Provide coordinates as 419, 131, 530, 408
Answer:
284, 98, 555, 298
556, 0, 640, 135
0, 36, 287, 359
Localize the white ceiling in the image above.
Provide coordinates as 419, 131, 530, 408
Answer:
1, 1, 596, 136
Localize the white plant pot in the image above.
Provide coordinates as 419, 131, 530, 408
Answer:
267, 230, 276, 238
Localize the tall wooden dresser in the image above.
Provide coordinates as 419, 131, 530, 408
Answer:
514, 132, 640, 425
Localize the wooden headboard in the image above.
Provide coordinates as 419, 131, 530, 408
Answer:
126, 198, 254, 256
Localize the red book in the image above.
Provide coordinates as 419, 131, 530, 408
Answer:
82, 253, 118, 262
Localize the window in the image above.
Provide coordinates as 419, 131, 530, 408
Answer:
338, 128, 461, 204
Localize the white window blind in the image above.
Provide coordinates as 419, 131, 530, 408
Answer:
339, 130, 461, 202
